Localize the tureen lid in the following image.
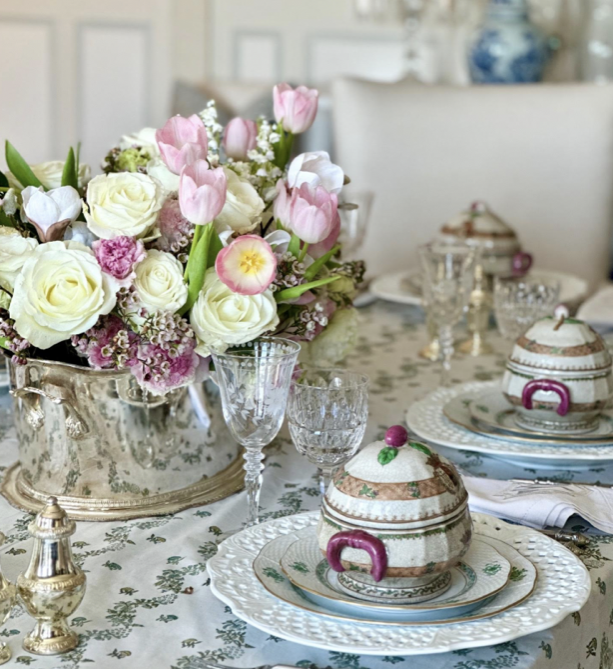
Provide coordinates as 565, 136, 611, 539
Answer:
509, 313, 612, 372
440, 201, 519, 248
324, 426, 467, 531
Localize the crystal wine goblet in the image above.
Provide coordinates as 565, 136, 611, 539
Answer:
419, 243, 478, 387
211, 337, 300, 528
287, 368, 369, 497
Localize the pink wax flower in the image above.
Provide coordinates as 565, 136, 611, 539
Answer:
130, 339, 202, 395
216, 235, 277, 295
93, 236, 146, 288
308, 209, 341, 259
179, 160, 227, 225
273, 179, 291, 227
72, 315, 137, 369
289, 183, 338, 244
156, 114, 209, 175
273, 83, 319, 134
223, 117, 257, 160
155, 197, 194, 255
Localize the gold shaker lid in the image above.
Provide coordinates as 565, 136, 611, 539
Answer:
29, 497, 76, 539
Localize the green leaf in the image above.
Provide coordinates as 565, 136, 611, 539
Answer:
207, 229, 223, 268
0, 210, 14, 228
288, 233, 301, 258
180, 223, 213, 315
378, 446, 398, 466
408, 441, 432, 456
5, 141, 42, 189
274, 275, 340, 303
0, 337, 10, 351
0, 171, 8, 189
61, 147, 78, 189
304, 244, 341, 282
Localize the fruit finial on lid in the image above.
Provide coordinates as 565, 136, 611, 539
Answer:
385, 425, 408, 448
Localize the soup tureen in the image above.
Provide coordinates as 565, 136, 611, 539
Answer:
440, 201, 532, 278
502, 312, 613, 434
317, 426, 472, 603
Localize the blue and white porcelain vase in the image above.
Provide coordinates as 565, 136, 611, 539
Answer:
469, 0, 549, 83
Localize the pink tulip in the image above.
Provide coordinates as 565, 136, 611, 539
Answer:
309, 209, 341, 259
273, 179, 291, 226
289, 183, 338, 244
223, 117, 257, 160
179, 160, 227, 225
273, 83, 319, 134
156, 114, 208, 175
215, 235, 277, 295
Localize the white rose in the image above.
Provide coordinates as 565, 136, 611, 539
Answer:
303, 308, 359, 366
8, 161, 91, 190
216, 167, 265, 234
84, 172, 165, 239
287, 151, 344, 194
146, 157, 180, 193
9, 241, 117, 349
120, 127, 160, 156
134, 250, 187, 313
190, 269, 279, 356
0, 228, 38, 291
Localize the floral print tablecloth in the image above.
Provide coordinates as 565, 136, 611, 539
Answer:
1, 301, 613, 668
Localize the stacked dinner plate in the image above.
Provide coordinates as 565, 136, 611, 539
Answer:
207, 511, 589, 655
208, 427, 590, 655
408, 314, 613, 469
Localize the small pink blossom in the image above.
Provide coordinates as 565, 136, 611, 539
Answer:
223, 117, 257, 160
93, 236, 146, 288
156, 114, 209, 175
289, 183, 338, 244
273, 83, 319, 134
215, 235, 277, 295
155, 197, 194, 256
129, 339, 203, 394
72, 315, 137, 369
179, 160, 227, 225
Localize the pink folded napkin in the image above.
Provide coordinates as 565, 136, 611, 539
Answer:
464, 475, 613, 533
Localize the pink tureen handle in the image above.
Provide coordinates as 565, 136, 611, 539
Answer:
326, 530, 388, 582
512, 252, 533, 277
522, 379, 570, 417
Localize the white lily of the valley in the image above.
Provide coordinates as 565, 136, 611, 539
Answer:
21, 185, 82, 242
287, 151, 344, 194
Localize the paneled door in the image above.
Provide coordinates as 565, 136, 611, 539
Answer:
0, 0, 173, 171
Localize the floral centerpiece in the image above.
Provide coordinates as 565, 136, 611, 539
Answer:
0, 83, 365, 395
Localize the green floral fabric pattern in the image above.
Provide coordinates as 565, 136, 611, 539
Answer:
0, 301, 612, 667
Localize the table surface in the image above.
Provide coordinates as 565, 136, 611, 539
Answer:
1, 301, 613, 669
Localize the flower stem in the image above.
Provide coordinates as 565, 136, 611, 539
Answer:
298, 243, 309, 262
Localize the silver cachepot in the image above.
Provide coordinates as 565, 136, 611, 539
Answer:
4, 359, 243, 521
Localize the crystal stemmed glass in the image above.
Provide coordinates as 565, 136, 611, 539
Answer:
494, 276, 561, 341
419, 243, 478, 387
287, 368, 369, 498
211, 337, 300, 528
338, 189, 374, 260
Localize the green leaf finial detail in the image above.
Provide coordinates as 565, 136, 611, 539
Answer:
378, 446, 398, 466
408, 441, 432, 456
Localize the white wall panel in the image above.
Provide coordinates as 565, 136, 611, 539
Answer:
79, 24, 149, 169
234, 32, 280, 82
0, 20, 54, 164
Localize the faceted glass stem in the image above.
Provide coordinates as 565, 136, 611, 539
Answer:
243, 447, 265, 527
439, 324, 454, 388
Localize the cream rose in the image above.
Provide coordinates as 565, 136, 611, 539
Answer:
216, 167, 265, 234
134, 250, 187, 313
8, 161, 91, 190
0, 228, 39, 291
120, 127, 160, 156
9, 241, 117, 349
190, 269, 279, 355
84, 172, 165, 239
147, 157, 180, 193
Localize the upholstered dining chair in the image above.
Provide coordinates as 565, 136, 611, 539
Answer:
332, 79, 613, 290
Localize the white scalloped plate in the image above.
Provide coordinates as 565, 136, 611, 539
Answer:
207, 511, 589, 656
407, 381, 613, 469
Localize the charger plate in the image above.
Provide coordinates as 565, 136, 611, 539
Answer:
207, 511, 589, 655
468, 392, 613, 444
270, 532, 515, 623
407, 381, 613, 469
